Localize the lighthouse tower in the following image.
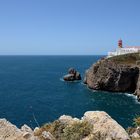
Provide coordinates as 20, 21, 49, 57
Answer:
118, 39, 123, 48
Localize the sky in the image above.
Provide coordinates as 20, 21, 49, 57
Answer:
0, 0, 140, 55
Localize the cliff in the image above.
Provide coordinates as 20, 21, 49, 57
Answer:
84, 53, 140, 101
134, 70, 140, 101
0, 111, 131, 140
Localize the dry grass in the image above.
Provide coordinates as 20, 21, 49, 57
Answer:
34, 120, 93, 140
108, 53, 140, 65
133, 116, 140, 127
127, 116, 140, 140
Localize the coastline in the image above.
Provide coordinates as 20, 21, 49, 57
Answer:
84, 53, 140, 102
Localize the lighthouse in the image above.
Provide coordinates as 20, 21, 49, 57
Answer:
118, 39, 123, 48
108, 40, 140, 58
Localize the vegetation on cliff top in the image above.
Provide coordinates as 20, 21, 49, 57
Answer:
127, 116, 140, 140
108, 52, 140, 65
34, 120, 93, 140
34, 115, 140, 140
133, 116, 140, 127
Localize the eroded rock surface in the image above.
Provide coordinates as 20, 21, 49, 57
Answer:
58, 111, 130, 140
84, 58, 140, 101
0, 119, 34, 140
0, 111, 131, 140
82, 111, 130, 140
63, 68, 81, 81
134, 70, 140, 101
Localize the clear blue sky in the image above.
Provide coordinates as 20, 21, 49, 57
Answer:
0, 0, 140, 55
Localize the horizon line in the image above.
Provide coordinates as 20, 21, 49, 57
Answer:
0, 54, 106, 56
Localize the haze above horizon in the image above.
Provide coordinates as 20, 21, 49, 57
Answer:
0, 0, 140, 55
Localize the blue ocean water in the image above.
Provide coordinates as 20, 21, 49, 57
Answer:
0, 55, 140, 128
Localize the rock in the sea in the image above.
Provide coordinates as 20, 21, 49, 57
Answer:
63, 68, 81, 81
84, 59, 139, 94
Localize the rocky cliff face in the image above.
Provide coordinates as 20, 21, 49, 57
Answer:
0, 111, 132, 140
0, 119, 35, 140
84, 58, 140, 101
0, 119, 55, 140
134, 70, 140, 101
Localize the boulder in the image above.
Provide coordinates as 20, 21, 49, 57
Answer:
0, 119, 34, 140
63, 68, 81, 81
59, 115, 80, 124
59, 111, 130, 140
127, 126, 140, 139
82, 111, 130, 140
41, 131, 55, 140
21, 124, 33, 139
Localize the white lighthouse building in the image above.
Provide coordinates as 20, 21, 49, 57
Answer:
107, 40, 140, 58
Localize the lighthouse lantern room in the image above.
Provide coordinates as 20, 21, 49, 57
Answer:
118, 39, 123, 48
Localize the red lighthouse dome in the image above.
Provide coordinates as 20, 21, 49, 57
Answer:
118, 39, 123, 48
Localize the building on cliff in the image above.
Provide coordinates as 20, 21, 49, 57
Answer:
107, 39, 140, 58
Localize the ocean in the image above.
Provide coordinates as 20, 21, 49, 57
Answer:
0, 55, 140, 128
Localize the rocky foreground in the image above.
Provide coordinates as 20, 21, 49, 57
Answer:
0, 111, 140, 140
84, 53, 140, 101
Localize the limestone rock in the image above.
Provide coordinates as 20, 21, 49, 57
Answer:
34, 127, 40, 134
59, 111, 130, 140
0, 111, 131, 140
41, 131, 55, 140
128, 126, 140, 139
21, 124, 33, 133
0, 119, 34, 140
0, 119, 22, 140
59, 115, 80, 125
131, 132, 140, 138
59, 115, 74, 123
82, 111, 130, 140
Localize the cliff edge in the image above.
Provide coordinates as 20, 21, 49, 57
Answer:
0, 111, 131, 140
84, 53, 140, 101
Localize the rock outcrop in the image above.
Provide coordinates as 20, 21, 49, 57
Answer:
0, 119, 55, 140
58, 111, 130, 140
0, 119, 34, 140
63, 68, 81, 81
0, 111, 131, 140
82, 111, 130, 140
134, 70, 140, 101
84, 58, 140, 101
127, 126, 140, 139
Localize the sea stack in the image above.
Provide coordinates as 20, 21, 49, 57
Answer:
63, 68, 81, 81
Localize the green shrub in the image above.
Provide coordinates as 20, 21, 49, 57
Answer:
126, 116, 140, 140
133, 116, 140, 127
62, 121, 93, 140
38, 120, 66, 140
34, 120, 93, 140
